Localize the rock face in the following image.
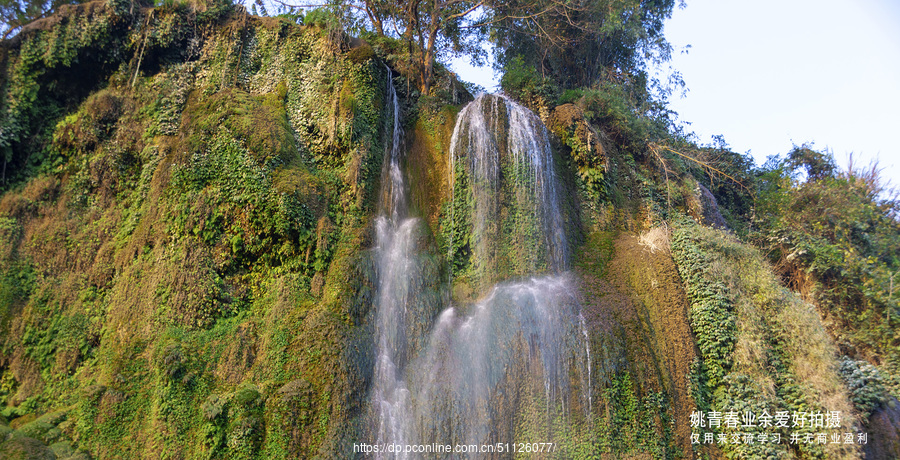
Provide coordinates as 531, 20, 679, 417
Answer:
0, 436, 57, 460
866, 400, 900, 460
0, 2, 395, 457
692, 183, 728, 229
549, 103, 606, 161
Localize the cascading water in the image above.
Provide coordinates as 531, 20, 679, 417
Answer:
370, 69, 417, 456
370, 88, 590, 457
447, 94, 569, 281
414, 94, 590, 448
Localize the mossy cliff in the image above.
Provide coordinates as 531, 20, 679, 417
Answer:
0, 1, 898, 459
0, 1, 396, 457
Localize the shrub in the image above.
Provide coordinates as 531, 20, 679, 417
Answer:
500, 56, 558, 111
839, 357, 889, 419
638, 225, 670, 253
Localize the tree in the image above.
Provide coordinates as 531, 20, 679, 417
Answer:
753, 148, 900, 360
785, 144, 836, 182
278, 0, 677, 97
491, 0, 677, 89
274, 0, 487, 94
0, 0, 87, 39
383, 0, 487, 94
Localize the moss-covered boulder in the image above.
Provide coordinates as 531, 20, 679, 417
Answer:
0, 435, 56, 460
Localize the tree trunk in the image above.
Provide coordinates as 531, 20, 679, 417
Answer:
423, 47, 434, 95
421, 18, 438, 95
364, 1, 384, 36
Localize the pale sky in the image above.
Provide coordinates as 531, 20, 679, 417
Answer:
450, 0, 900, 187
664, 0, 900, 186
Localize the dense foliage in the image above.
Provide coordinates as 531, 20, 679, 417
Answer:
492, 0, 677, 90
0, 0, 88, 39
0, 1, 398, 456
752, 146, 900, 390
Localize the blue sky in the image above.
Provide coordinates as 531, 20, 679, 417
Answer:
450, 0, 900, 187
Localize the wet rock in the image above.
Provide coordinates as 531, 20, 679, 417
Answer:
692, 183, 728, 229
865, 398, 900, 460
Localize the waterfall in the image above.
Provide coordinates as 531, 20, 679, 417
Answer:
370, 69, 416, 456
370, 89, 590, 457
448, 94, 568, 275
417, 94, 590, 447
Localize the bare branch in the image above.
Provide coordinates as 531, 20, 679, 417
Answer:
445, 0, 485, 21
649, 143, 753, 197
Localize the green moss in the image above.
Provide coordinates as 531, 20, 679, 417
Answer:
672, 218, 856, 459
670, 221, 736, 390
181, 88, 296, 167
0, 435, 55, 460
1, 1, 132, 190
0, 7, 397, 455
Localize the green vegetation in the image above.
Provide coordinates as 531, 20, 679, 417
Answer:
0, 1, 396, 456
672, 220, 861, 459
753, 146, 900, 378
0, 0, 88, 40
